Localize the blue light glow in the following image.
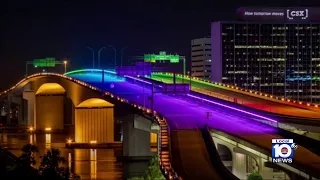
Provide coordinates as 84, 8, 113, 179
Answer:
66, 69, 124, 83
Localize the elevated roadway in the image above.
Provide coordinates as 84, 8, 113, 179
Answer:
67, 70, 320, 179
148, 73, 320, 120
1, 70, 319, 179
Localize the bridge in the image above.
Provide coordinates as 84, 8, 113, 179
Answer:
148, 72, 320, 121
0, 69, 319, 180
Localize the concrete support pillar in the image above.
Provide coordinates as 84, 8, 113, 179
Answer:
35, 95, 64, 131
122, 114, 153, 158
75, 107, 114, 143
6, 95, 11, 125
259, 158, 273, 180
11, 96, 26, 125
232, 152, 247, 179
23, 91, 35, 126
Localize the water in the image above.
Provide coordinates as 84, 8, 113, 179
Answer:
0, 133, 124, 180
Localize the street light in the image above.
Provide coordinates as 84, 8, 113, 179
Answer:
98, 47, 106, 69
107, 45, 117, 68
63, 60, 68, 74
120, 47, 128, 66
86, 46, 95, 69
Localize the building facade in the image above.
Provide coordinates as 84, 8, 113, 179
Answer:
211, 7, 320, 104
191, 37, 211, 80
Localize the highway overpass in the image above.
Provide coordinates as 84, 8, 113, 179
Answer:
66, 69, 320, 179
148, 73, 320, 121
0, 69, 319, 179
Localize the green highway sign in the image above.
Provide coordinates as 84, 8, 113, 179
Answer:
144, 51, 179, 63
33, 57, 56, 67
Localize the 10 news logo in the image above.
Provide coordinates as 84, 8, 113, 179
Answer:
272, 139, 298, 163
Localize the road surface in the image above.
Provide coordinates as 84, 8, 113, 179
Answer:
149, 73, 320, 120
68, 72, 320, 179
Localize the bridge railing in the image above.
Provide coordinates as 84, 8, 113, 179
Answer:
154, 113, 182, 180
191, 88, 312, 118
152, 72, 320, 110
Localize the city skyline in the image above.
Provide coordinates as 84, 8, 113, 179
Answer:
2, 0, 320, 90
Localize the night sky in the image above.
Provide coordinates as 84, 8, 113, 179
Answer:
1, 0, 318, 90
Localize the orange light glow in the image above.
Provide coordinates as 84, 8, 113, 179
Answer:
77, 98, 114, 108
36, 83, 66, 95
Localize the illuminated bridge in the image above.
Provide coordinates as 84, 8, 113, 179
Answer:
0, 69, 319, 180
148, 73, 320, 122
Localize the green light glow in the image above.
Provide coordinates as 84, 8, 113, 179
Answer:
149, 73, 227, 89
33, 57, 56, 67
65, 69, 116, 75
144, 51, 179, 63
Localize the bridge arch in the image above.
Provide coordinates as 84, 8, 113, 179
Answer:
35, 83, 67, 131
75, 98, 114, 143
15, 75, 122, 134
36, 83, 66, 95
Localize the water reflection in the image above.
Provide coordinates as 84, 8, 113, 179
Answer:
45, 134, 51, 149
90, 149, 97, 180
0, 133, 123, 180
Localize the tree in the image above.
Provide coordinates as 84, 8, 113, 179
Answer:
4, 144, 40, 179
18, 144, 38, 166
39, 148, 80, 180
143, 156, 165, 180
247, 171, 263, 180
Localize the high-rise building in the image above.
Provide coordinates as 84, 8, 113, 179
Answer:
191, 37, 211, 80
211, 7, 320, 104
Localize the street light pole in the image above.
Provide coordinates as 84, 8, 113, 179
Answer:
108, 45, 117, 68
63, 61, 68, 74
98, 47, 106, 69
120, 47, 128, 66
86, 46, 95, 69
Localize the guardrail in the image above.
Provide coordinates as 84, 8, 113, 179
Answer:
152, 72, 320, 110
191, 88, 319, 119
155, 114, 182, 180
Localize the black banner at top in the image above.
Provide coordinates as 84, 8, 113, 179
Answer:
236, 7, 320, 22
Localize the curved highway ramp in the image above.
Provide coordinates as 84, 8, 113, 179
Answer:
170, 129, 238, 180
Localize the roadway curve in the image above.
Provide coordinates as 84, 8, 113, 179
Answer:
149, 73, 320, 120
68, 70, 320, 179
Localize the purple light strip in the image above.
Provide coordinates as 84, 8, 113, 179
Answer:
125, 75, 152, 84
187, 94, 278, 123
125, 75, 163, 88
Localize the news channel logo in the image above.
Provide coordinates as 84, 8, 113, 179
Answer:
272, 139, 298, 163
